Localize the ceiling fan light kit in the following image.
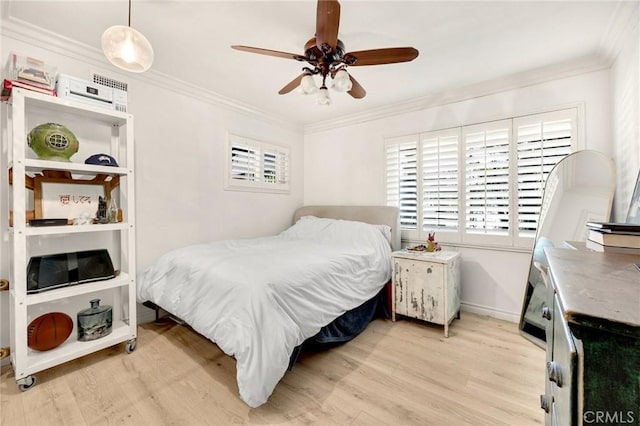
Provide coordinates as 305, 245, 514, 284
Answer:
102, 0, 154, 73
231, 0, 419, 105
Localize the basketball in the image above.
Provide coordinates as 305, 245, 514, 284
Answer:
27, 312, 73, 351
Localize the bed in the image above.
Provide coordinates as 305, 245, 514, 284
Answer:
137, 205, 400, 407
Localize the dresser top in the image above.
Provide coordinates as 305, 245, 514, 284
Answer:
392, 250, 460, 263
545, 248, 640, 334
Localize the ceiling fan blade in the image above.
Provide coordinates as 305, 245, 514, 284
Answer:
316, 0, 340, 52
344, 47, 419, 66
231, 45, 304, 61
278, 73, 307, 95
347, 74, 366, 99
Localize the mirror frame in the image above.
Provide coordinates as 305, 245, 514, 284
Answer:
518, 150, 616, 348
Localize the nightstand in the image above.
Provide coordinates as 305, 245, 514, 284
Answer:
391, 250, 461, 337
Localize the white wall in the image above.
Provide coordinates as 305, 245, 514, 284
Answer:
304, 70, 613, 322
611, 7, 640, 222
0, 35, 304, 352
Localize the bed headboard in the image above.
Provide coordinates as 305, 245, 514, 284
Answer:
293, 205, 401, 251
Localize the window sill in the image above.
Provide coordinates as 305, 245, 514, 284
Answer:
402, 238, 532, 254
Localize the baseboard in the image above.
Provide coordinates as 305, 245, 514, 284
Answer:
460, 302, 520, 323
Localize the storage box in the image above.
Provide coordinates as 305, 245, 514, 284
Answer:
4, 52, 56, 90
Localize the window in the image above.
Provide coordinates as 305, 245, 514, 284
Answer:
385, 108, 577, 247
225, 133, 290, 193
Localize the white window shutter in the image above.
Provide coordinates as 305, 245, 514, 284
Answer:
230, 143, 260, 182
385, 135, 419, 233
422, 129, 460, 240
515, 109, 575, 242
263, 147, 289, 185
463, 121, 511, 243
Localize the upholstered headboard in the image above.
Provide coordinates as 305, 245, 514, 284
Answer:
293, 205, 401, 251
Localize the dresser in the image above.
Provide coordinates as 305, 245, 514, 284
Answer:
391, 250, 461, 337
542, 248, 640, 426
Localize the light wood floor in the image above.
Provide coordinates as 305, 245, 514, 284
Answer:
1, 312, 545, 425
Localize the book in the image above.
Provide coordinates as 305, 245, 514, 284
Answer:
588, 229, 640, 249
585, 238, 640, 255
586, 221, 640, 233
1, 79, 57, 101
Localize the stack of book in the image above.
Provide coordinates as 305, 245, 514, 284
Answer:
1, 79, 56, 101
586, 221, 640, 253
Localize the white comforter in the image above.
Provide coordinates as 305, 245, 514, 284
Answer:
137, 216, 392, 407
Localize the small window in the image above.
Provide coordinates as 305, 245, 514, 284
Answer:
225, 134, 290, 193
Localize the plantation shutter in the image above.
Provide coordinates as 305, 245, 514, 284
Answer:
231, 143, 260, 182
263, 146, 289, 185
515, 109, 575, 239
385, 135, 419, 232
226, 134, 290, 192
422, 129, 460, 236
463, 121, 511, 241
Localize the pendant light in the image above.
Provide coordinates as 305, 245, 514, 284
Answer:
101, 0, 154, 73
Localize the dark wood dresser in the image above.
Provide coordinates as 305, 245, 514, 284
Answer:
542, 248, 640, 426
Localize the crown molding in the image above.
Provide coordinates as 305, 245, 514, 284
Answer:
303, 53, 610, 134
0, 16, 302, 133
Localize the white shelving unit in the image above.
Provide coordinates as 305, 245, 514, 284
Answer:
3, 88, 137, 391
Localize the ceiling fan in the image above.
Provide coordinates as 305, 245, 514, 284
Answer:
231, 0, 419, 104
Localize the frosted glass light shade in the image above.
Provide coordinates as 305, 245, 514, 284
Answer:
317, 87, 331, 105
333, 69, 352, 92
102, 25, 154, 73
300, 74, 318, 94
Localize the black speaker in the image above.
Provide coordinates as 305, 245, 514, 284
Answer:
27, 250, 115, 294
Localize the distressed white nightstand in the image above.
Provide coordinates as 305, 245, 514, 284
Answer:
391, 250, 461, 337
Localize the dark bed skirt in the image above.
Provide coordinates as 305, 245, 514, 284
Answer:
287, 284, 390, 370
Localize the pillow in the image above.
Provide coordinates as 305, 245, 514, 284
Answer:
374, 224, 392, 245
283, 216, 392, 247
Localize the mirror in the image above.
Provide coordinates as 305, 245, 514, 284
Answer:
519, 150, 616, 347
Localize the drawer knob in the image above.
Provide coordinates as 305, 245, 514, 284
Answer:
547, 361, 563, 387
541, 306, 551, 320
540, 394, 550, 413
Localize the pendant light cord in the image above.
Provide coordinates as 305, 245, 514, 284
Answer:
128, 0, 132, 27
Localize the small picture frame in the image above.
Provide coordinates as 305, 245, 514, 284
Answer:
34, 176, 111, 221
627, 170, 640, 225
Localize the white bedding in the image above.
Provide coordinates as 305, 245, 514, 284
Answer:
137, 216, 392, 407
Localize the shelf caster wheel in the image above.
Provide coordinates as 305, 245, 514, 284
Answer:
17, 375, 36, 392
125, 338, 137, 354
